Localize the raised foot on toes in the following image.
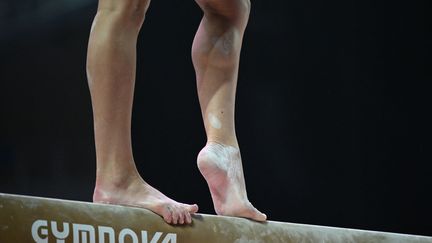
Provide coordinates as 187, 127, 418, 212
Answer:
197, 142, 266, 221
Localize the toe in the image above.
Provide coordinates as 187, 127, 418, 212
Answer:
172, 210, 179, 225
185, 212, 192, 224
254, 212, 267, 221
163, 212, 173, 224
249, 207, 267, 222
179, 212, 185, 224
187, 204, 199, 213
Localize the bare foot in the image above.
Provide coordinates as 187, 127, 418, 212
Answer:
93, 171, 198, 224
197, 142, 267, 221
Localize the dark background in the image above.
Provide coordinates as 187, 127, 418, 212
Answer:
1, 0, 431, 237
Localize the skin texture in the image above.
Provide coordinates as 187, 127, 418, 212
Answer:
192, 0, 266, 221
86, 0, 266, 224
87, 0, 197, 225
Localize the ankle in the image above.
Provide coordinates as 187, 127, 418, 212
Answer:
207, 136, 239, 148
95, 161, 140, 189
204, 141, 241, 158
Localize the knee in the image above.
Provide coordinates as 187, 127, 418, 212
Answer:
97, 0, 151, 26
195, 0, 251, 21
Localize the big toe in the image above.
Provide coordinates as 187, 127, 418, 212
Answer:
252, 210, 267, 222
244, 204, 267, 222
185, 203, 199, 213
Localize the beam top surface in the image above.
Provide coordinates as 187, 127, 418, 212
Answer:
0, 193, 430, 243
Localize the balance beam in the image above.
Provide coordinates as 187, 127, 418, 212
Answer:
0, 193, 430, 243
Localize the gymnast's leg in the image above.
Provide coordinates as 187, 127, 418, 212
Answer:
192, 0, 266, 221
86, 0, 198, 224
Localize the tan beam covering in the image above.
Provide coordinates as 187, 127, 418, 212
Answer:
0, 193, 431, 243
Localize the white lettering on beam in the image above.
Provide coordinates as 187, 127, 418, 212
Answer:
51, 221, 69, 243
73, 223, 96, 243
31, 220, 48, 243
98, 226, 115, 243
119, 228, 138, 243
31, 219, 177, 243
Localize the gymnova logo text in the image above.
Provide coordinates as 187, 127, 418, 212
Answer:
31, 219, 177, 243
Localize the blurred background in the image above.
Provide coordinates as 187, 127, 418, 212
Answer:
0, 0, 431, 237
